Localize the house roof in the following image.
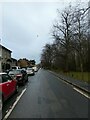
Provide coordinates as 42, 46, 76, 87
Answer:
0, 44, 12, 53
11, 58, 17, 61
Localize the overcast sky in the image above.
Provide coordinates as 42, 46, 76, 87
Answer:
0, 0, 88, 64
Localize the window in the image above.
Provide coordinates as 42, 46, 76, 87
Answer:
2, 74, 12, 83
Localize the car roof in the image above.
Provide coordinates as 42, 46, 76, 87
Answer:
10, 69, 22, 71
0, 72, 7, 75
27, 68, 33, 69
9, 69, 26, 73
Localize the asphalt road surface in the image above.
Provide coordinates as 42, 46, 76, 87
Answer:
3, 69, 89, 119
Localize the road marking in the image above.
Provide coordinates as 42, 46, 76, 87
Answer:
56, 76, 72, 87
73, 87, 90, 99
3, 88, 27, 120
54, 74, 90, 99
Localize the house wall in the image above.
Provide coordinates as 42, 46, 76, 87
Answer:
0, 45, 12, 71
2, 47, 11, 63
11, 58, 17, 66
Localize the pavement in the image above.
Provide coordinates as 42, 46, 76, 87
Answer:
48, 70, 90, 93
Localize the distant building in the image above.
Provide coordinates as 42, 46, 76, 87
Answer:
11, 58, 17, 66
17, 58, 35, 68
17, 58, 29, 68
0, 44, 12, 71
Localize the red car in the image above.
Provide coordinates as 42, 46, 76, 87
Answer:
0, 73, 18, 110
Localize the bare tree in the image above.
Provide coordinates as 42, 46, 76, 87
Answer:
41, 44, 53, 69
52, 5, 74, 71
71, 6, 90, 72
41, 2, 90, 73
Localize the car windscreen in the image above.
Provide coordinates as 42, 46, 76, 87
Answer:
27, 68, 32, 70
12, 67, 17, 69
2, 74, 12, 82
9, 71, 15, 75
9, 70, 21, 75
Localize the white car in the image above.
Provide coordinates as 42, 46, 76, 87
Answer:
32, 66, 38, 72
11, 66, 20, 70
26, 68, 35, 76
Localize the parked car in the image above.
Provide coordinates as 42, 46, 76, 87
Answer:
4, 69, 11, 74
21, 68, 26, 71
8, 69, 28, 85
11, 66, 20, 70
0, 73, 18, 111
26, 68, 35, 76
32, 66, 38, 72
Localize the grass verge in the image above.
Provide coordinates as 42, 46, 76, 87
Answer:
64, 72, 90, 83
51, 69, 90, 83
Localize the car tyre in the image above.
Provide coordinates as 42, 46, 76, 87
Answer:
0, 94, 3, 111
27, 76, 28, 82
15, 84, 19, 93
22, 80, 25, 86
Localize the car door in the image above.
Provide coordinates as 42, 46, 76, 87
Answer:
2, 74, 11, 100
7, 75, 16, 94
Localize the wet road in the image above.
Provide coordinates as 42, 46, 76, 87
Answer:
4, 69, 89, 118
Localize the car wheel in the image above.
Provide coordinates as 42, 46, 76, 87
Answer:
0, 94, 3, 111
33, 73, 35, 75
27, 77, 28, 82
0, 99, 2, 111
22, 80, 25, 86
15, 84, 19, 93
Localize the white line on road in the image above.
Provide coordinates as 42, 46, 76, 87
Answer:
73, 87, 90, 99
3, 88, 27, 120
56, 76, 72, 86
54, 74, 90, 100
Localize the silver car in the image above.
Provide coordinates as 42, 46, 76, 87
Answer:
26, 68, 35, 76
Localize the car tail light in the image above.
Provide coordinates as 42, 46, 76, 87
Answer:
16, 74, 22, 77
16, 74, 22, 80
